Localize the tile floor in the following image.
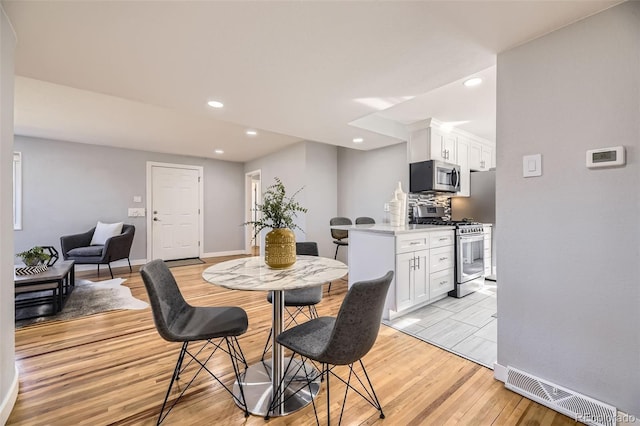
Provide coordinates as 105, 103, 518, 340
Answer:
384, 281, 497, 369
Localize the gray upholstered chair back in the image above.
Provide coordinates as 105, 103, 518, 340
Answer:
330, 217, 352, 240
319, 270, 393, 365
296, 241, 319, 256
267, 242, 322, 305
140, 259, 190, 343
355, 217, 375, 225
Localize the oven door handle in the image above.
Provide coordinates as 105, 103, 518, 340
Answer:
458, 235, 484, 244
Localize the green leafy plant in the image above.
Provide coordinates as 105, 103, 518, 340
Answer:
245, 177, 307, 240
17, 246, 51, 267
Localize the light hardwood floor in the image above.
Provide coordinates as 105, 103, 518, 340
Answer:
9, 256, 576, 425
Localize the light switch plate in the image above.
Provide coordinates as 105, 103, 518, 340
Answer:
128, 207, 146, 217
523, 154, 542, 178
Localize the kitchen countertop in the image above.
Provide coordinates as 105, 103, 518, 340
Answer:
331, 223, 455, 235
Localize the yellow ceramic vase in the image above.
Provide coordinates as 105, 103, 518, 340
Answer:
264, 228, 296, 269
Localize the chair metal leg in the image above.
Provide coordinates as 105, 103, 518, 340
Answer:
225, 337, 249, 417
326, 364, 331, 426
261, 327, 273, 361
157, 342, 188, 425
108, 263, 114, 279
127, 258, 132, 273
156, 338, 248, 424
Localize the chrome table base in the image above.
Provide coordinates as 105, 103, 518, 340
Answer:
232, 358, 320, 417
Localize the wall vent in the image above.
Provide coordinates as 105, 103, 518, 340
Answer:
505, 366, 617, 426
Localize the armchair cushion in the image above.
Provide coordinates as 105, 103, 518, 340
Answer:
67, 245, 104, 257
91, 221, 124, 245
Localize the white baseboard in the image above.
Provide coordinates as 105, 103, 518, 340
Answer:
201, 250, 247, 258
493, 362, 508, 382
0, 364, 19, 425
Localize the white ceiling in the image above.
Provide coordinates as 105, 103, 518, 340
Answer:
3, 1, 619, 162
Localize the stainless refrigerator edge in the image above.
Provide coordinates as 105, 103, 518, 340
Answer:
451, 170, 497, 280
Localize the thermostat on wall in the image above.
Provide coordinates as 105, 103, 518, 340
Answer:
586, 146, 625, 168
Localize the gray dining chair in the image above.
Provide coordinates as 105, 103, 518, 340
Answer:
329, 217, 352, 292
276, 270, 394, 425
140, 259, 250, 424
261, 241, 323, 360
355, 216, 375, 225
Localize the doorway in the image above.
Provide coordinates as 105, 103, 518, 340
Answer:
147, 162, 203, 261
245, 170, 261, 255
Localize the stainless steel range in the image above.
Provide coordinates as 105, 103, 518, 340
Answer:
411, 206, 485, 298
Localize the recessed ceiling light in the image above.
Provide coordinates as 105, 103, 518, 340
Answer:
353, 138, 364, 143
246, 129, 258, 136
463, 77, 482, 87
207, 100, 224, 108
214, 149, 224, 154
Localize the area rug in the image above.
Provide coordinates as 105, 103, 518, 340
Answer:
16, 278, 149, 328
164, 258, 205, 268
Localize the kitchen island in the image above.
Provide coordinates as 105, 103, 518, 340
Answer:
334, 224, 455, 320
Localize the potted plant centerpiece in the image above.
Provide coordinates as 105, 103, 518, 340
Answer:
246, 177, 307, 269
17, 246, 51, 267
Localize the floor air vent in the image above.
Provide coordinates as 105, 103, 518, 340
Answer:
505, 367, 617, 426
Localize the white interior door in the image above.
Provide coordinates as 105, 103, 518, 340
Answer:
150, 164, 201, 261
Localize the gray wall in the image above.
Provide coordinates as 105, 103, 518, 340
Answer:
304, 142, 338, 259
496, 1, 639, 415
337, 142, 408, 223
0, 6, 17, 422
13, 136, 246, 261
244, 141, 339, 259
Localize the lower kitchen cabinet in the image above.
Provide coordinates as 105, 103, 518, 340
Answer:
396, 249, 429, 311
347, 226, 456, 320
430, 268, 455, 299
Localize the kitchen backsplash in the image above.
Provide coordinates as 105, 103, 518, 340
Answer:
407, 193, 451, 222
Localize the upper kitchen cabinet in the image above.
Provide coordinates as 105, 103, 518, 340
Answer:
407, 121, 456, 164
469, 141, 494, 171
407, 117, 495, 172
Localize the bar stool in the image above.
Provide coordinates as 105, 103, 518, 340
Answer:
355, 217, 375, 225
329, 217, 351, 292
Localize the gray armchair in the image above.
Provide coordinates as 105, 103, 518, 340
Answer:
60, 224, 135, 278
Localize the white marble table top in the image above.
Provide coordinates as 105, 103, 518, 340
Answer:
202, 256, 348, 291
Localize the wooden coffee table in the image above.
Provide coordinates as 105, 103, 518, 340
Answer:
15, 260, 75, 319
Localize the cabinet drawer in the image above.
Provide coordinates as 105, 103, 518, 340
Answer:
430, 231, 454, 248
396, 233, 429, 254
430, 246, 454, 272
430, 268, 454, 299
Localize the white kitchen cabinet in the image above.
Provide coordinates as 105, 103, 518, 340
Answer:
396, 249, 429, 311
428, 231, 455, 298
431, 130, 456, 164
469, 141, 494, 171
481, 146, 493, 170
430, 268, 454, 299
407, 126, 456, 164
346, 225, 456, 320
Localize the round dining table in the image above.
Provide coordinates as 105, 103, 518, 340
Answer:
202, 255, 348, 417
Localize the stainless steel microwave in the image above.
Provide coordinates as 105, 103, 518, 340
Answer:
409, 160, 461, 193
